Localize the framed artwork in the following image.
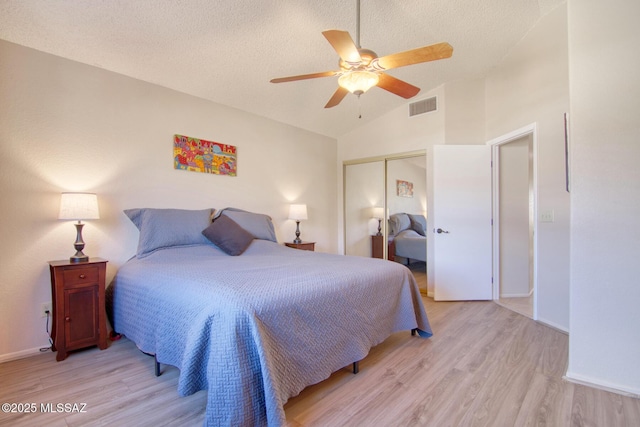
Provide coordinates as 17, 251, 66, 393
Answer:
396, 180, 413, 197
173, 134, 237, 176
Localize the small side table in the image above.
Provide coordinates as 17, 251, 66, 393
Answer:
48, 258, 108, 361
285, 242, 315, 251
372, 235, 395, 261
372, 235, 384, 258
387, 239, 395, 262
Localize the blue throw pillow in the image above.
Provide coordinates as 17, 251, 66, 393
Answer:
125, 208, 213, 257
202, 214, 254, 256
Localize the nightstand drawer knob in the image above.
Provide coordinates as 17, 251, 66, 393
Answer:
79, 274, 86, 279
65, 317, 70, 322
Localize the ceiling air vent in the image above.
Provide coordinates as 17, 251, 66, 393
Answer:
409, 96, 437, 117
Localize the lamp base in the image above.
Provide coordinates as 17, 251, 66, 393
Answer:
70, 253, 89, 263
70, 221, 89, 263
293, 220, 302, 244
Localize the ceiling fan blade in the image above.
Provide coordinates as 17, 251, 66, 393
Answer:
271, 70, 339, 83
374, 42, 453, 70
376, 73, 421, 99
322, 30, 362, 64
325, 86, 349, 108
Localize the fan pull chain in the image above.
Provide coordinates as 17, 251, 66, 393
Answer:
357, 94, 362, 119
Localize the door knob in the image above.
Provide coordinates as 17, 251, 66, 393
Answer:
436, 228, 449, 234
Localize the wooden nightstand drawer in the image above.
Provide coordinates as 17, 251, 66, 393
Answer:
62, 265, 99, 287
285, 242, 315, 251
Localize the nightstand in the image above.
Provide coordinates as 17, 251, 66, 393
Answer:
372, 235, 384, 258
48, 258, 108, 361
371, 235, 395, 261
284, 242, 315, 251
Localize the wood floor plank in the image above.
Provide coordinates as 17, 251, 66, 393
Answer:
514, 372, 574, 427
2, 292, 639, 427
570, 383, 640, 427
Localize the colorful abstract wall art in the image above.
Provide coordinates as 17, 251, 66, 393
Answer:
396, 180, 414, 197
173, 134, 237, 176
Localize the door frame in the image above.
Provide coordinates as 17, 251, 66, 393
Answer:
487, 123, 538, 320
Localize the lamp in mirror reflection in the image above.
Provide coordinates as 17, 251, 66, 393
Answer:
58, 192, 99, 263
288, 204, 308, 244
372, 206, 384, 236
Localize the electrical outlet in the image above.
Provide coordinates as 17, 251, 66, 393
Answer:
41, 302, 52, 318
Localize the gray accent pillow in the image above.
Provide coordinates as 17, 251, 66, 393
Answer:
408, 214, 427, 236
124, 208, 212, 257
218, 208, 278, 242
202, 214, 254, 256
389, 213, 411, 236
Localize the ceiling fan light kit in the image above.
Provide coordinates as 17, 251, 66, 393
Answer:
270, 0, 453, 108
338, 70, 379, 95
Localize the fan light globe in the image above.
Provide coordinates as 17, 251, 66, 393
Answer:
338, 70, 379, 95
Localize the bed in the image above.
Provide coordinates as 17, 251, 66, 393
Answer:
107, 207, 432, 426
388, 213, 427, 263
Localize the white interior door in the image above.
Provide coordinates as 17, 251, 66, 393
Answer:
433, 145, 492, 301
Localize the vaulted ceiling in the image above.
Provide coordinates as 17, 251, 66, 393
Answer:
0, 0, 564, 138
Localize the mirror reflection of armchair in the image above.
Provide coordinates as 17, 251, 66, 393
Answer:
387, 213, 427, 264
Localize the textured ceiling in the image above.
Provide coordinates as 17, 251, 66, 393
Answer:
0, 0, 564, 138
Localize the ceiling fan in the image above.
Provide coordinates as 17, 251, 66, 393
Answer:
270, 0, 453, 109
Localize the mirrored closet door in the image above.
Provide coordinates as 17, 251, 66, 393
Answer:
344, 160, 385, 258
344, 152, 427, 292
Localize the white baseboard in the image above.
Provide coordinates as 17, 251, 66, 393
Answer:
564, 371, 640, 398
0, 346, 51, 364
536, 317, 569, 334
500, 292, 532, 298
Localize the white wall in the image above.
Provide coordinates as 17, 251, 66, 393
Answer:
566, 0, 640, 395
484, 4, 570, 330
0, 40, 337, 360
444, 77, 486, 146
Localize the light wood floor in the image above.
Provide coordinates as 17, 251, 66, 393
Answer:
407, 261, 427, 294
498, 294, 534, 319
2, 298, 639, 426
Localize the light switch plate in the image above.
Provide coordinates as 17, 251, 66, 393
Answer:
540, 210, 554, 222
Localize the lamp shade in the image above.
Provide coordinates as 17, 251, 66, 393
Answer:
372, 206, 385, 220
58, 192, 100, 220
288, 204, 308, 221
338, 70, 379, 95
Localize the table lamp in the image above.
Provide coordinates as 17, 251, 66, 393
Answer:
58, 192, 100, 263
372, 206, 384, 236
288, 204, 308, 244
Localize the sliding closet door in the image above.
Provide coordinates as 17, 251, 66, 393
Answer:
344, 161, 384, 257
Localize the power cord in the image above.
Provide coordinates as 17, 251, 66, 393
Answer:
39, 310, 53, 352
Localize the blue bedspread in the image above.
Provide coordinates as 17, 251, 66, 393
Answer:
393, 229, 427, 262
109, 240, 431, 426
